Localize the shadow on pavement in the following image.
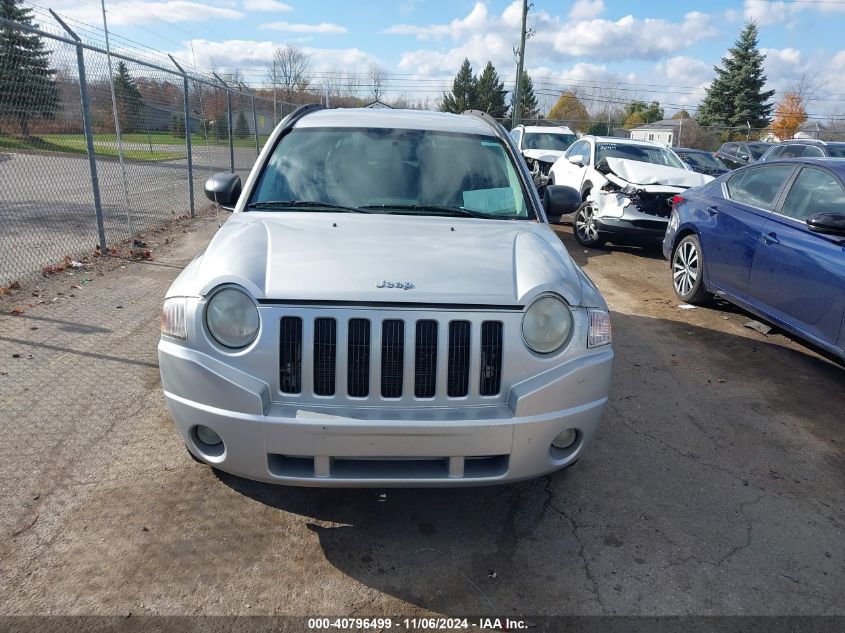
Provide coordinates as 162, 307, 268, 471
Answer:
212, 311, 843, 616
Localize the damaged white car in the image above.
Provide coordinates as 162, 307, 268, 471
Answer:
548, 136, 714, 247
511, 125, 577, 191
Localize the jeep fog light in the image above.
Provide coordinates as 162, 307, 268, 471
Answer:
196, 425, 222, 447
587, 309, 612, 347
552, 429, 577, 449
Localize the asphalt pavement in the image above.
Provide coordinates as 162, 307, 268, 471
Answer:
0, 219, 842, 618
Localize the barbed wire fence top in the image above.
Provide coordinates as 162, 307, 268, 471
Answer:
0, 13, 314, 288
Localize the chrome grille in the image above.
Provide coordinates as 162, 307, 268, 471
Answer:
277, 314, 504, 401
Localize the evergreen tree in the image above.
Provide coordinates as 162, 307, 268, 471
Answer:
113, 61, 143, 133
441, 59, 477, 113
235, 111, 250, 139
0, 0, 59, 135
475, 61, 508, 118
698, 21, 775, 130
511, 71, 539, 121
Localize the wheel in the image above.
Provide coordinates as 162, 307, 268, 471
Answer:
671, 234, 711, 304
573, 201, 606, 247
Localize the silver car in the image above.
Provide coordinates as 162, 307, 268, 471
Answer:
158, 106, 613, 487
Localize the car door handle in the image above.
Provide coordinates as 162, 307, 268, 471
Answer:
706, 206, 718, 216
761, 232, 780, 245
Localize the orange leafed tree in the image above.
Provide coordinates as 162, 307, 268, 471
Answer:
771, 92, 807, 140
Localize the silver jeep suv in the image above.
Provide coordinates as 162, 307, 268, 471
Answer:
158, 106, 613, 487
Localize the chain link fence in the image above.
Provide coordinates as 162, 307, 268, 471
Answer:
0, 15, 316, 287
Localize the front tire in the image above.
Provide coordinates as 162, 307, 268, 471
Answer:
573, 201, 606, 247
671, 234, 711, 304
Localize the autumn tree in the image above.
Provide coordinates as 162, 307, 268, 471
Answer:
771, 92, 807, 140
548, 91, 589, 131
623, 100, 664, 124
672, 109, 691, 119
622, 111, 646, 129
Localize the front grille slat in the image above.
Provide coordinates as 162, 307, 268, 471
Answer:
480, 321, 503, 396
447, 320, 471, 397
313, 317, 337, 396
381, 319, 404, 398
414, 320, 438, 398
279, 317, 303, 394
347, 319, 370, 397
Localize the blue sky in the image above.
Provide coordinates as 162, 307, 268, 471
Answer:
38, 0, 845, 116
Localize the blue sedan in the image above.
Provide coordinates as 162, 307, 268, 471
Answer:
662, 158, 845, 362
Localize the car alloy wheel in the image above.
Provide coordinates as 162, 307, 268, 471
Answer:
673, 240, 698, 296
573, 201, 605, 247
671, 234, 710, 304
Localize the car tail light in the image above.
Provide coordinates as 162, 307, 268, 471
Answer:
672, 195, 686, 209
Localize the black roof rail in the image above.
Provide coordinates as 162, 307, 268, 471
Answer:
283, 102, 325, 127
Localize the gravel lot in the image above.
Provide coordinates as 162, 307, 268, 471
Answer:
0, 217, 842, 618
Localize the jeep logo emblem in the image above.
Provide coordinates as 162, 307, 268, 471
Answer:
376, 280, 415, 290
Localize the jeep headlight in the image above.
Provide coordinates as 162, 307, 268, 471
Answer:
205, 286, 260, 349
522, 295, 573, 354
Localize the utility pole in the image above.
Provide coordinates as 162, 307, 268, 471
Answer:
511, 0, 528, 128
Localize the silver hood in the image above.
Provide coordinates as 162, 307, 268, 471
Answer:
168, 213, 587, 306
522, 149, 565, 164
605, 157, 713, 188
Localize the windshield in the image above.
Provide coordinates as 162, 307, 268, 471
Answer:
679, 151, 725, 170
523, 132, 577, 152
748, 143, 770, 159
595, 142, 685, 169
825, 144, 845, 158
250, 127, 532, 220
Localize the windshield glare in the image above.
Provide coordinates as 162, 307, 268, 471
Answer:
250, 127, 531, 219
523, 132, 577, 152
596, 142, 685, 169
680, 152, 724, 169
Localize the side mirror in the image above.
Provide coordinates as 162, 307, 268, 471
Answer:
738, 153, 750, 162
807, 212, 845, 237
567, 154, 584, 167
543, 185, 581, 223
204, 172, 242, 210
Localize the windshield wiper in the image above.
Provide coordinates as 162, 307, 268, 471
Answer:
247, 200, 370, 213
359, 204, 501, 219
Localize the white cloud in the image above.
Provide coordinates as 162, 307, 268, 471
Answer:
391, 4, 718, 78
743, 0, 845, 26
175, 39, 377, 74
569, 0, 605, 21
243, 0, 292, 11
260, 22, 347, 33
545, 12, 717, 61
50, 0, 243, 25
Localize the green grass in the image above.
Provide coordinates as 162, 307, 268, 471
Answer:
0, 131, 270, 160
